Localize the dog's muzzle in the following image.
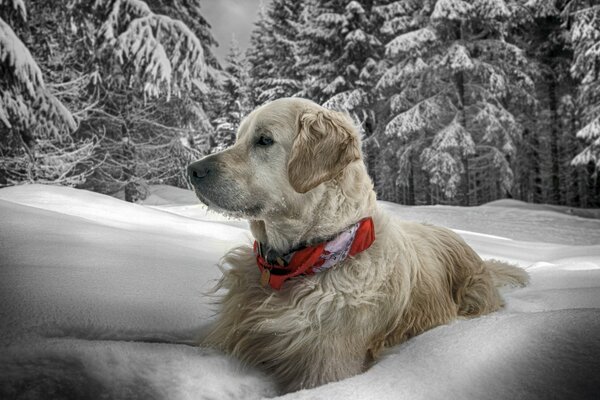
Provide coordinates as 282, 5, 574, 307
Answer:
187, 154, 262, 216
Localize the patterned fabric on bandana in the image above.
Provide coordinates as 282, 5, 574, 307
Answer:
254, 217, 375, 290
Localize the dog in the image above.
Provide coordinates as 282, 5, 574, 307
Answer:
187, 98, 528, 392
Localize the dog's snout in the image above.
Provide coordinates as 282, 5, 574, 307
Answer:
188, 160, 213, 186
188, 162, 209, 178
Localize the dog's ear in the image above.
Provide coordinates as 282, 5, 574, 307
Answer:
287, 108, 361, 193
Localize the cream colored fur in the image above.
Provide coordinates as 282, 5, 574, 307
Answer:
191, 98, 528, 393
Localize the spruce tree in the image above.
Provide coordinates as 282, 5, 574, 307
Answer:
567, 0, 600, 206
75, 0, 218, 200
570, 1, 600, 173
247, 0, 305, 106
212, 37, 253, 151
0, 0, 97, 186
247, 2, 276, 106
377, 0, 536, 205
297, 0, 382, 110
262, 0, 305, 101
296, 0, 387, 185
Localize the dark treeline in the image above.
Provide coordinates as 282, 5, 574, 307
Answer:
1, 0, 599, 206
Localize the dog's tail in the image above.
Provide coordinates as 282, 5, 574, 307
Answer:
485, 259, 529, 287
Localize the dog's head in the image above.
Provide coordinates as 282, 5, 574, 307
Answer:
187, 98, 367, 223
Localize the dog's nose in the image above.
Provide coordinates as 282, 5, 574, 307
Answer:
188, 160, 211, 185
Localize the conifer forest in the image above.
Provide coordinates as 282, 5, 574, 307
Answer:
1, 0, 599, 207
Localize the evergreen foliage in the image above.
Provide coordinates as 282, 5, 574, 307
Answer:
569, 1, 600, 171
376, 0, 537, 205
245, 0, 599, 207
0, 0, 220, 200
1, 0, 599, 207
212, 37, 252, 152
247, 0, 305, 105
0, 0, 94, 186
76, 0, 218, 200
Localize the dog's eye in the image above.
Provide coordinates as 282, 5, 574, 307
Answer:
256, 135, 274, 147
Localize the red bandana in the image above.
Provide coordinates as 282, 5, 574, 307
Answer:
254, 217, 375, 290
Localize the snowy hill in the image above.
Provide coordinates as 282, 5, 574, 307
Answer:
1, 184, 599, 399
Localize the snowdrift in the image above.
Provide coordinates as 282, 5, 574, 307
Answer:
1, 184, 599, 400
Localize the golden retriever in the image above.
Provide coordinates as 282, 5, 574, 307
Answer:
187, 98, 528, 393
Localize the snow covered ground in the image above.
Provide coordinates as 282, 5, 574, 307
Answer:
1, 184, 599, 399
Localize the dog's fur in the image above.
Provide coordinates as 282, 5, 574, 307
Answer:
188, 98, 528, 392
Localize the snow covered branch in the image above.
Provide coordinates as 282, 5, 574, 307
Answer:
93, 0, 208, 99
0, 17, 76, 135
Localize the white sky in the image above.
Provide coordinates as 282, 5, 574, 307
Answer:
201, 0, 266, 63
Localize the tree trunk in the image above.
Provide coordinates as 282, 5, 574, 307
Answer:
455, 70, 470, 206
548, 76, 561, 204
531, 130, 543, 203
121, 123, 138, 203
408, 156, 415, 205
463, 155, 470, 206
453, 21, 470, 206
590, 171, 600, 208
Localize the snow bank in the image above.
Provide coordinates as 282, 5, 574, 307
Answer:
379, 200, 600, 245
1, 184, 599, 399
485, 198, 600, 220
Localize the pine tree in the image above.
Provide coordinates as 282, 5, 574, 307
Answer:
247, 0, 305, 106
297, 1, 382, 110
66, 0, 219, 200
212, 37, 253, 151
498, 0, 598, 207
262, 0, 305, 101
376, 0, 536, 205
567, 0, 600, 206
89, 0, 210, 100
1, 0, 220, 193
295, 0, 388, 187
0, 0, 99, 186
370, 0, 425, 204
247, 2, 276, 106
509, 1, 549, 204
570, 1, 600, 172
146, 0, 221, 69
297, 0, 349, 104
0, 8, 75, 138
518, 0, 573, 204
240, 0, 600, 207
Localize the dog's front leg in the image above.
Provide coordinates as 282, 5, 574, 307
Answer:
274, 333, 369, 392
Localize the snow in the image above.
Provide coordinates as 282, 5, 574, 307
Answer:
573, 116, 600, 168
99, 0, 208, 100
385, 95, 447, 139
322, 89, 365, 113
376, 58, 427, 91
1, 184, 600, 399
0, 16, 44, 97
430, 116, 475, 155
431, 0, 473, 21
442, 43, 474, 72
474, 0, 510, 20
4, 0, 27, 21
345, 1, 365, 16
0, 16, 76, 131
420, 149, 462, 197
576, 115, 600, 141
525, 0, 559, 17
385, 27, 437, 58
345, 29, 367, 44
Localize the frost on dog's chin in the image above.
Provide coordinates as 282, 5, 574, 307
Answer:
195, 189, 260, 220
215, 206, 258, 220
